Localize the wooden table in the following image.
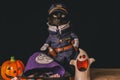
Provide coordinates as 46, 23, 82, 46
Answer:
91, 68, 120, 80
1, 68, 120, 80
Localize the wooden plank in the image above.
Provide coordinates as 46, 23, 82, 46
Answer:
1, 68, 120, 80
91, 68, 120, 80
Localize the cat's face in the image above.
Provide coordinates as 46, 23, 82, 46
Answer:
48, 10, 69, 26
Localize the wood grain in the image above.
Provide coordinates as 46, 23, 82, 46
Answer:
1, 68, 120, 80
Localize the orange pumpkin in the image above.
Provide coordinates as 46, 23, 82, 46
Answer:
1, 56, 25, 80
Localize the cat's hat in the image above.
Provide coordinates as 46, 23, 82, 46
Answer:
48, 4, 68, 14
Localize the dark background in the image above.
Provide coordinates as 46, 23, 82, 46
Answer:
0, 0, 118, 68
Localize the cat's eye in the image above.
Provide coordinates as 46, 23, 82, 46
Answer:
53, 15, 57, 18
61, 14, 65, 18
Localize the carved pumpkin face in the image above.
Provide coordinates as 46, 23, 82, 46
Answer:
1, 56, 24, 80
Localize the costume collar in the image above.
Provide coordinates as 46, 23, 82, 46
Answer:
47, 22, 70, 34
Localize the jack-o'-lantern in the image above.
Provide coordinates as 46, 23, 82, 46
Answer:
1, 56, 25, 80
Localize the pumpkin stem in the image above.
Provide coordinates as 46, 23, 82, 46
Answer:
10, 56, 15, 62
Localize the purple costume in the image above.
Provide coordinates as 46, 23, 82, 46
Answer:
24, 52, 65, 77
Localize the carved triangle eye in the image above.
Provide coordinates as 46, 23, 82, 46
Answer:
7, 67, 11, 70
18, 67, 21, 70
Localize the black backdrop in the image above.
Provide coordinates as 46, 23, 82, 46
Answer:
0, 0, 118, 68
